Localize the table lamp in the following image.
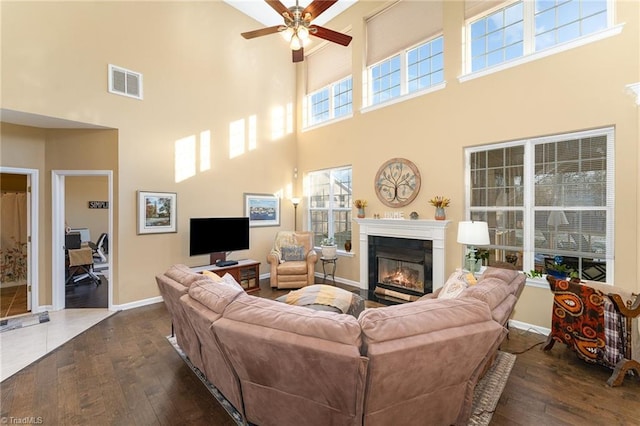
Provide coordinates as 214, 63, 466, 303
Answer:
457, 221, 490, 271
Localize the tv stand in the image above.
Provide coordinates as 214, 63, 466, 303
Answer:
191, 259, 260, 293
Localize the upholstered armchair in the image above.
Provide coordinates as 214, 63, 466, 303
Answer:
267, 231, 318, 289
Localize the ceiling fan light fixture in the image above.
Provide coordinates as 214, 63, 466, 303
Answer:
290, 33, 302, 50
297, 26, 309, 40
280, 26, 294, 41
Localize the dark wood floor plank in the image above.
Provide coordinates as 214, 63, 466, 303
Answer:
1, 279, 639, 425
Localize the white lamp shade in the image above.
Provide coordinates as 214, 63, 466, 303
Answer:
457, 221, 490, 245
291, 197, 301, 206
547, 211, 569, 226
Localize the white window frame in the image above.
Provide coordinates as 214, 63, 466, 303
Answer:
461, 0, 622, 82
363, 35, 447, 113
464, 127, 615, 288
305, 166, 352, 255
304, 76, 353, 129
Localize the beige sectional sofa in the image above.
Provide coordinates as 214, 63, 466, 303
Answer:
156, 265, 525, 426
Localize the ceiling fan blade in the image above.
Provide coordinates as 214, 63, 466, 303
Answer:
265, 0, 290, 17
241, 26, 282, 39
292, 48, 304, 63
310, 25, 352, 46
302, 0, 338, 20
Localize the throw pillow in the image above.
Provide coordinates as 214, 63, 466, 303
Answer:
281, 245, 306, 261
438, 269, 478, 299
202, 269, 223, 282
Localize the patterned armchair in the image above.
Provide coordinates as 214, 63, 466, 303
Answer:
544, 276, 640, 386
267, 231, 318, 289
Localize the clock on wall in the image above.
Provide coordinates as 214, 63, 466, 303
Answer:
374, 158, 421, 208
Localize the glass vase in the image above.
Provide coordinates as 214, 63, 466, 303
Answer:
435, 207, 446, 220
357, 208, 365, 218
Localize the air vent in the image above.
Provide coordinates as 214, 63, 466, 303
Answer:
108, 64, 143, 100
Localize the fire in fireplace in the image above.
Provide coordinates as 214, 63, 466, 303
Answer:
368, 236, 433, 303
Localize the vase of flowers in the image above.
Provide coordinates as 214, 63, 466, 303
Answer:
354, 199, 367, 218
429, 196, 450, 220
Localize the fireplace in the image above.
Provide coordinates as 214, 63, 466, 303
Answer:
369, 236, 433, 301
355, 218, 450, 303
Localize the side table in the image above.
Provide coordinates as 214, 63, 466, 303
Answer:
320, 257, 337, 284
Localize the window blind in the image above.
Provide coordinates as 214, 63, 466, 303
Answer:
306, 31, 352, 94
465, 0, 511, 19
366, 0, 442, 66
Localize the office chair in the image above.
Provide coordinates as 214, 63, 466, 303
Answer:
90, 233, 108, 263
65, 233, 100, 286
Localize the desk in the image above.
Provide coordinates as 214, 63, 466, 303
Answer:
191, 259, 260, 293
320, 257, 337, 284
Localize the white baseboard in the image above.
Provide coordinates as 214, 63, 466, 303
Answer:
508, 319, 550, 336
112, 295, 163, 311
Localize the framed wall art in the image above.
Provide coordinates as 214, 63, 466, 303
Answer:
137, 191, 177, 234
244, 193, 280, 227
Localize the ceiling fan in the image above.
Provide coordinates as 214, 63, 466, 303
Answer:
241, 0, 353, 63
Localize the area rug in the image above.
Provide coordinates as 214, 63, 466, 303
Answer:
0, 311, 50, 333
168, 336, 515, 426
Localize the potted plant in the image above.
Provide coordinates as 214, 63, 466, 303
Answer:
320, 237, 337, 258
429, 196, 450, 220
354, 199, 367, 218
545, 256, 578, 280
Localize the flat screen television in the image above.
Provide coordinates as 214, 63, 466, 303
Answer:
189, 217, 249, 265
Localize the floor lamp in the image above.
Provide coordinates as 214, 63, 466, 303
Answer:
291, 197, 301, 231
457, 221, 490, 272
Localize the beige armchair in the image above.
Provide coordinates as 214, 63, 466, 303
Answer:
267, 231, 318, 289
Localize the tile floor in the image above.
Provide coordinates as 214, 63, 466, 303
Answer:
0, 308, 114, 381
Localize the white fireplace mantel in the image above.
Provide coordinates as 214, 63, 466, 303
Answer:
354, 218, 452, 292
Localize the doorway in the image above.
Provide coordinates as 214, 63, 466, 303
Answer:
0, 167, 39, 317
52, 170, 113, 311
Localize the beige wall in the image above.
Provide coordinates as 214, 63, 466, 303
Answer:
1, 1, 297, 306
296, 1, 640, 329
64, 176, 109, 244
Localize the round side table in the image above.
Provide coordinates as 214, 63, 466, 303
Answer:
320, 257, 338, 284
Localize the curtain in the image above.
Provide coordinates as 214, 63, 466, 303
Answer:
0, 192, 28, 283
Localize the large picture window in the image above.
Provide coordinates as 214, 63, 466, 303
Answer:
306, 166, 352, 251
465, 128, 614, 283
467, 0, 611, 73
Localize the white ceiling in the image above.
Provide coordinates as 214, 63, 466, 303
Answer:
224, 0, 357, 27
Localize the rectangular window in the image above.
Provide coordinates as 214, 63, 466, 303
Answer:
468, 0, 611, 73
465, 128, 614, 283
306, 166, 352, 251
368, 36, 444, 107
408, 36, 444, 92
534, 0, 608, 50
306, 76, 353, 126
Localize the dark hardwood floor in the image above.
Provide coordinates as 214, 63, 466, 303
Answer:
1, 279, 639, 425
65, 275, 108, 309
0, 284, 28, 318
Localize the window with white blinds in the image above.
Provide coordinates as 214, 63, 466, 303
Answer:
366, 1, 442, 66
305, 33, 353, 128
464, 127, 614, 283
364, 1, 444, 108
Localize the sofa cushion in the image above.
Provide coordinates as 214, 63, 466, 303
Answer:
164, 264, 205, 288
359, 297, 494, 342
460, 277, 512, 311
281, 244, 305, 261
223, 293, 362, 346
438, 269, 477, 299
188, 275, 244, 314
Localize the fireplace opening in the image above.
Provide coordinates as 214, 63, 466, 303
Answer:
368, 236, 433, 304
